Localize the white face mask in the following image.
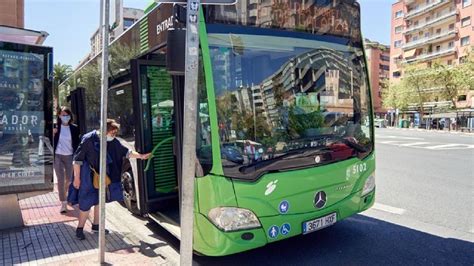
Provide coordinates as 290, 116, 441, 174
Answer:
60, 115, 71, 124
106, 136, 115, 142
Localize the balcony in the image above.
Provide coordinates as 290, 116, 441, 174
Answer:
249, 9, 258, 17
253, 98, 264, 104
402, 29, 457, 50
405, 46, 456, 63
379, 72, 390, 79
405, 0, 451, 20
403, 8, 457, 34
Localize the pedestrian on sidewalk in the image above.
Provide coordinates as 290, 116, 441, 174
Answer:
244, 140, 255, 164
69, 119, 150, 240
53, 106, 80, 214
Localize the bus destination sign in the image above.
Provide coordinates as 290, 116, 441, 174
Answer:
156, 0, 237, 5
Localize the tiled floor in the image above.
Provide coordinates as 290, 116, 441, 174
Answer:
19, 192, 78, 226
0, 191, 133, 266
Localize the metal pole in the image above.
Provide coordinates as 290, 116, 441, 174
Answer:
180, 0, 200, 264
252, 86, 256, 141
98, 0, 110, 263
350, 69, 353, 98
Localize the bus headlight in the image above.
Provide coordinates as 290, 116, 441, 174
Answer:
362, 174, 375, 196
208, 207, 261, 232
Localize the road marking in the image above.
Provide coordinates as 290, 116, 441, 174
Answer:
379, 140, 404, 144
426, 144, 474, 150
399, 142, 430, 147
372, 203, 406, 215
378, 140, 474, 150
375, 135, 424, 140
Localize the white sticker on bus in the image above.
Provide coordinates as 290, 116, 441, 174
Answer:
265, 180, 278, 196
346, 162, 368, 179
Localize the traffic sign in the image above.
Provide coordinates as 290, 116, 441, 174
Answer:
155, 0, 236, 5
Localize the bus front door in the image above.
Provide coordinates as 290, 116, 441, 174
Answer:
131, 59, 180, 218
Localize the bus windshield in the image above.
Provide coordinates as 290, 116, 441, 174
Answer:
207, 26, 373, 180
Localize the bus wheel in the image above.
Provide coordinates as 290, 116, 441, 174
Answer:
121, 170, 140, 215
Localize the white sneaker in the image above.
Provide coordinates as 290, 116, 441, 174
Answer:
60, 202, 67, 214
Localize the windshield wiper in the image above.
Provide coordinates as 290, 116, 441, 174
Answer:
238, 146, 329, 174
233, 134, 371, 179
328, 135, 368, 154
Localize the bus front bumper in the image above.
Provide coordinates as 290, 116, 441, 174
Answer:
193, 189, 375, 256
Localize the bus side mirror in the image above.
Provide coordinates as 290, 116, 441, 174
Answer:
166, 28, 186, 76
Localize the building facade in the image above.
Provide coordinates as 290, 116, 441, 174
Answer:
390, 0, 473, 82
389, 0, 474, 128
0, 0, 24, 28
90, 4, 144, 57
365, 39, 390, 117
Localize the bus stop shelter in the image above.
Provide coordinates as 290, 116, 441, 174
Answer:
0, 26, 52, 230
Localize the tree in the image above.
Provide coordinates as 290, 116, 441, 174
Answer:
53, 63, 73, 98
431, 62, 467, 108
458, 48, 474, 91
401, 63, 435, 120
427, 49, 474, 109
382, 81, 412, 126
108, 43, 140, 76
382, 81, 409, 111
287, 103, 324, 138
53, 63, 73, 87
76, 62, 102, 125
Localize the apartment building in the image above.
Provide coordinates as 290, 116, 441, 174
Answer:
390, 0, 473, 82
365, 39, 390, 116
90, 4, 144, 57
0, 0, 24, 28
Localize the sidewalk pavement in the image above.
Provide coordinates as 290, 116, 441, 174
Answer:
0, 187, 177, 265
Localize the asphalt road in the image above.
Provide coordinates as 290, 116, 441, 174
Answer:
373, 128, 474, 234
145, 128, 474, 265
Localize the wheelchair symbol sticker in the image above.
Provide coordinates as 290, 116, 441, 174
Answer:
280, 223, 291, 236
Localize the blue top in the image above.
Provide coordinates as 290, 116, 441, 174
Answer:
73, 130, 130, 182
68, 130, 131, 211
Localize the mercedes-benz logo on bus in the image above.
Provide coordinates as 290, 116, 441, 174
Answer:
314, 191, 327, 209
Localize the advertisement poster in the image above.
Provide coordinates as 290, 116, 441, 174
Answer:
0, 49, 47, 188
414, 112, 420, 127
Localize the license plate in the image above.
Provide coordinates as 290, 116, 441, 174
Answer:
302, 213, 337, 234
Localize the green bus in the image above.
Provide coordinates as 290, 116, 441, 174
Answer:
60, 0, 375, 256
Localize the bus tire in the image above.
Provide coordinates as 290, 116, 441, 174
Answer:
121, 170, 141, 216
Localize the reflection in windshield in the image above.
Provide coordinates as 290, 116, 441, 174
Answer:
208, 29, 372, 179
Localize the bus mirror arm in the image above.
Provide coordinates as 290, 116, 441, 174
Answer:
173, 4, 187, 24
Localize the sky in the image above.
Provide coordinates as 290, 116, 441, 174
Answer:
25, 0, 393, 67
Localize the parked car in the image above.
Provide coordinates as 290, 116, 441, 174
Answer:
221, 146, 244, 164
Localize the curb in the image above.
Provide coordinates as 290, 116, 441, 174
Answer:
106, 202, 179, 265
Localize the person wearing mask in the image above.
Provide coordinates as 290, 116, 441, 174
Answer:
69, 119, 150, 240
244, 140, 255, 164
53, 107, 80, 213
